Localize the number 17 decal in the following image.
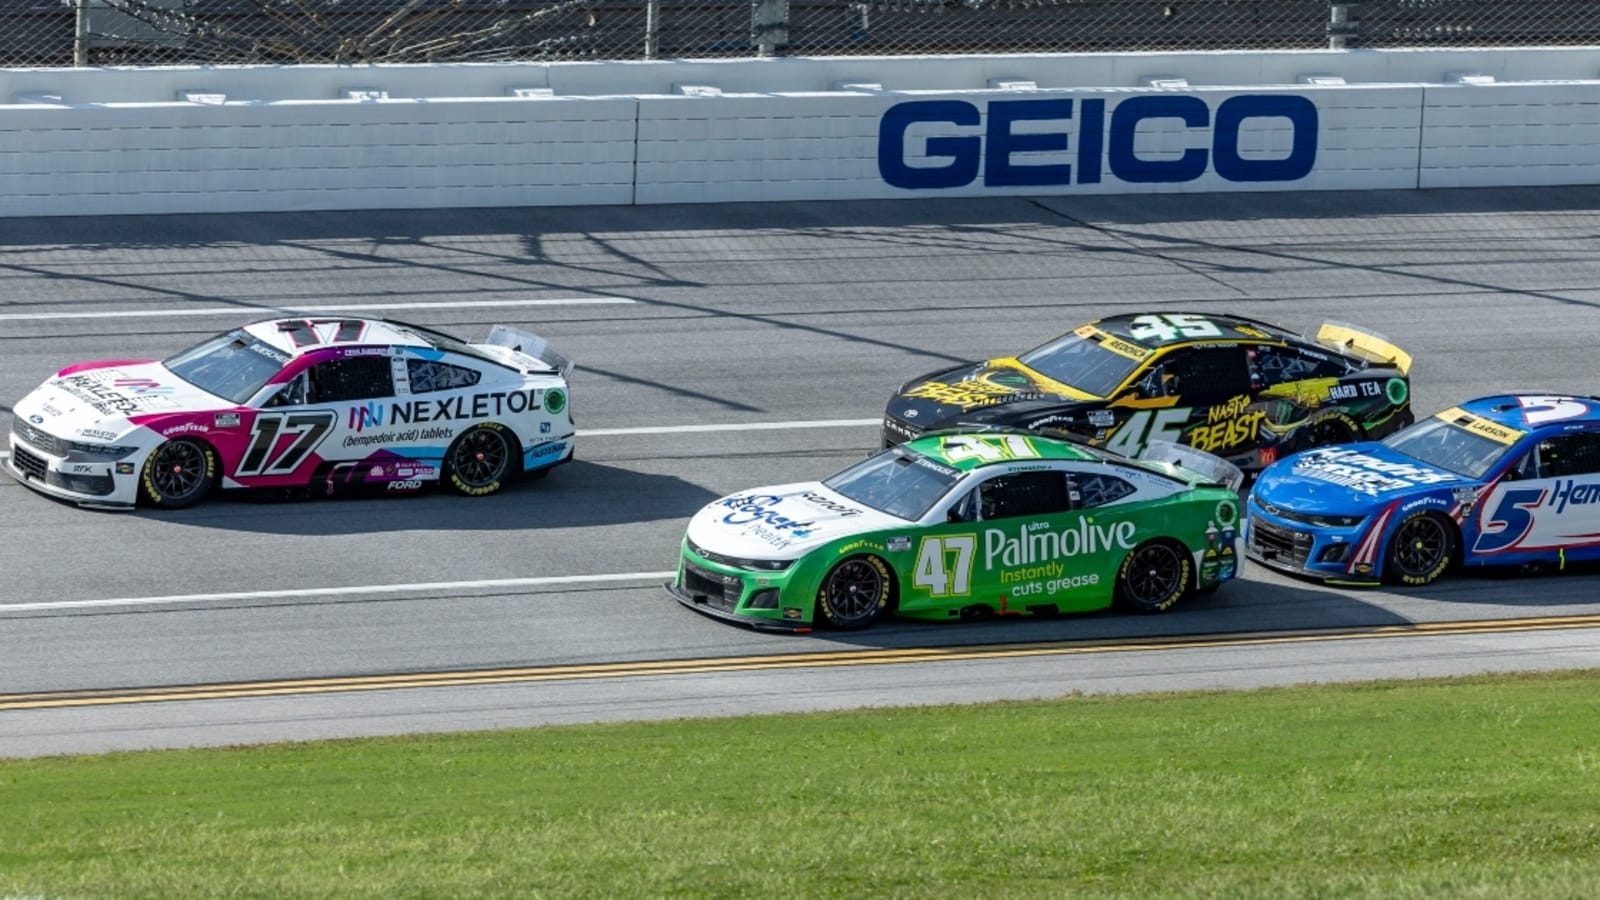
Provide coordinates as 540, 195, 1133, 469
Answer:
236, 411, 337, 477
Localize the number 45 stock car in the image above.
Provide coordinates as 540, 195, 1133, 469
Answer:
883, 312, 1414, 474
669, 430, 1245, 632
8, 317, 574, 510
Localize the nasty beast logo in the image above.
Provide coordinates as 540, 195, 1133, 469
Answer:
879, 94, 1318, 191
1189, 394, 1266, 454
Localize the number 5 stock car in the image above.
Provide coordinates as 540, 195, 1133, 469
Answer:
1247, 395, 1600, 585
883, 312, 1413, 473
669, 430, 1244, 632
8, 317, 574, 510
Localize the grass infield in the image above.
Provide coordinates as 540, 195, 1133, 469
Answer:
3, 670, 1600, 898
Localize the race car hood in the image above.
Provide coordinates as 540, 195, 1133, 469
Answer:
686, 482, 905, 560
1253, 442, 1464, 513
887, 358, 1099, 430
18, 361, 223, 438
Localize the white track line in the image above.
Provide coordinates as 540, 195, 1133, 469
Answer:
3, 571, 678, 613
0, 418, 879, 461
0, 297, 634, 322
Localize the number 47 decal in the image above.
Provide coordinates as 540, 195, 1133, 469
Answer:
235, 411, 337, 477
914, 534, 976, 597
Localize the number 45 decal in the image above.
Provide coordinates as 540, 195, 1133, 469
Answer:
1102, 409, 1191, 458
235, 411, 337, 477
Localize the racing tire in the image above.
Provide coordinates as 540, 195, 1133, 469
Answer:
1114, 540, 1193, 614
445, 423, 515, 497
1384, 511, 1455, 587
1303, 411, 1361, 452
816, 555, 893, 630
140, 438, 218, 509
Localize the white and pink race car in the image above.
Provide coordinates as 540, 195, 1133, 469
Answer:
7, 317, 574, 510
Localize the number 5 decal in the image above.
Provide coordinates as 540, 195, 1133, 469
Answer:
1473, 487, 1544, 554
236, 411, 337, 477
914, 534, 976, 597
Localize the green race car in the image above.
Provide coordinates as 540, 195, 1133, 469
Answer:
668, 431, 1244, 632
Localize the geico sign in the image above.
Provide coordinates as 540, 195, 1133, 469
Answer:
878, 95, 1318, 190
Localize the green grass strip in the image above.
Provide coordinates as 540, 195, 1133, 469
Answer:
4, 670, 1600, 899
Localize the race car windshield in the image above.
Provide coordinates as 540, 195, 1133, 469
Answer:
164, 331, 289, 404
823, 449, 961, 521
1016, 334, 1142, 398
1382, 417, 1511, 479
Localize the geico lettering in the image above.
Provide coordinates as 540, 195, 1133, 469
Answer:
1548, 479, 1600, 514
984, 519, 1137, 568
878, 94, 1317, 190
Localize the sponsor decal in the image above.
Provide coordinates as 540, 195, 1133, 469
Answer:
544, 388, 567, 415
388, 390, 540, 425
112, 377, 174, 396
718, 495, 819, 548
28, 414, 44, 424
540, 421, 552, 434
1293, 448, 1458, 495
57, 375, 141, 416
985, 517, 1138, 568
1328, 381, 1386, 403
905, 378, 1018, 410
1006, 572, 1101, 597
115, 462, 135, 474
214, 412, 241, 428
1188, 394, 1265, 454
1087, 410, 1116, 428
526, 441, 566, 460
386, 479, 424, 491
1235, 325, 1270, 339
838, 539, 887, 555
40, 402, 63, 417
342, 426, 453, 448
797, 491, 863, 517
68, 463, 98, 473
249, 342, 290, 364
162, 421, 209, 436
78, 428, 120, 441
349, 401, 386, 432
1386, 378, 1409, 406
887, 536, 912, 552
1436, 407, 1524, 445
879, 94, 1317, 190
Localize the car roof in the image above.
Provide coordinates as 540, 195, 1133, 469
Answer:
903, 431, 1100, 472
1091, 312, 1297, 349
240, 317, 445, 357
1448, 394, 1600, 430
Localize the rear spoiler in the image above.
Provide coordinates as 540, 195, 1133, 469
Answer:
1315, 322, 1412, 375
1138, 441, 1244, 493
486, 324, 575, 378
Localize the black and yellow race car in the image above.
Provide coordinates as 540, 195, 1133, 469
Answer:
882, 312, 1413, 473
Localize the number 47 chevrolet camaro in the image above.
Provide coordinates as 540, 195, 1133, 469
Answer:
669, 430, 1245, 632
8, 316, 574, 510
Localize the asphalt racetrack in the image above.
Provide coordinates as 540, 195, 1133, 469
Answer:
4, 188, 1600, 757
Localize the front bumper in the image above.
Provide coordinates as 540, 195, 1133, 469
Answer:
666, 546, 813, 633
7, 429, 139, 510
1244, 496, 1377, 584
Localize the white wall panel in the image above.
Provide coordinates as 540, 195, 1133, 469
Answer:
1420, 82, 1600, 188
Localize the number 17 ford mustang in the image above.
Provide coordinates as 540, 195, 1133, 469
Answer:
7, 317, 574, 510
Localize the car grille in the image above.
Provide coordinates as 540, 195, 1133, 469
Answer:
12, 421, 65, 455
1249, 515, 1313, 568
12, 446, 47, 481
688, 538, 745, 570
682, 561, 741, 613
882, 414, 922, 447
48, 470, 115, 496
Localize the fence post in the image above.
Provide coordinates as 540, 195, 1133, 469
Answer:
752, 0, 789, 57
645, 0, 659, 60
73, 0, 90, 65
1328, 2, 1359, 50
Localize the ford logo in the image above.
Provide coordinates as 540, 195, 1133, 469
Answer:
28, 414, 44, 424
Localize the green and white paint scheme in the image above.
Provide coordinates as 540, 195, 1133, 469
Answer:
669, 431, 1243, 632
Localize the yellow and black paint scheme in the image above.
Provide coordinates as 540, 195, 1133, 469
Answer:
883, 312, 1413, 473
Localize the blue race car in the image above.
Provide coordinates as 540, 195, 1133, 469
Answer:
1246, 395, 1600, 586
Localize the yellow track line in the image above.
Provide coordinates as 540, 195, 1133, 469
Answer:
6, 614, 1600, 711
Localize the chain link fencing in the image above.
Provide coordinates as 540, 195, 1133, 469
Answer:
4, 1, 1600, 68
